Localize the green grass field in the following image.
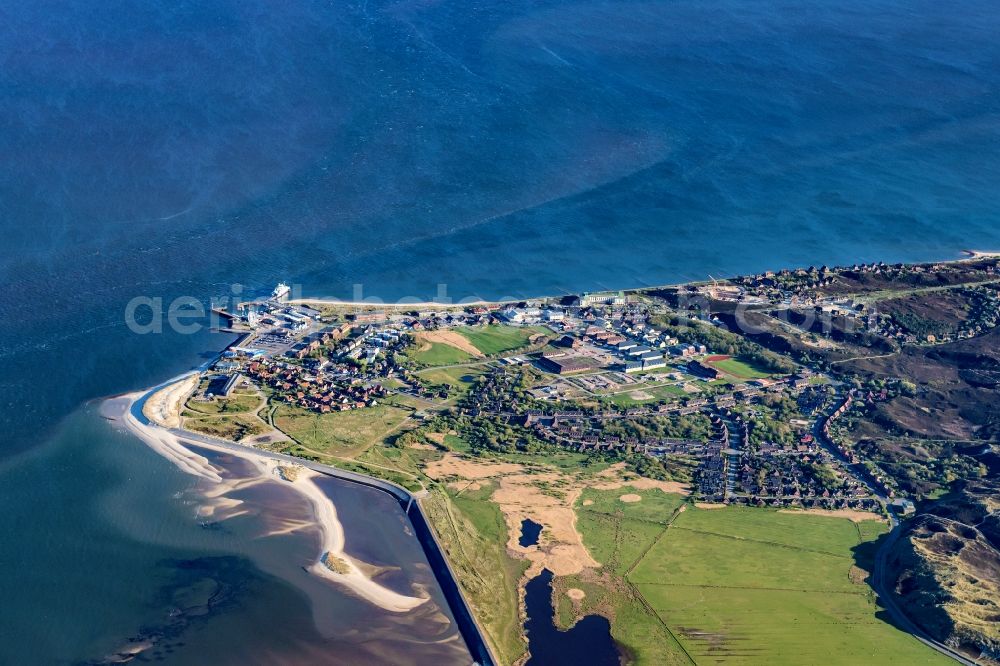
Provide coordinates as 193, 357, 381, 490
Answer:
577, 488, 684, 577
579, 487, 686, 525
184, 414, 268, 442
629, 506, 951, 665
417, 365, 486, 393
272, 402, 411, 458
410, 341, 474, 366
577, 511, 667, 576
570, 494, 949, 665
184, 390, 262, 416
443, 434, 473, 453
604, 384, 686, 407
572, 488, 691, 663
423, 483, 528, 664
709, 356, 775, 380
456, 325, 548, 355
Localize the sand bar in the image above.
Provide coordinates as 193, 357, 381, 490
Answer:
108, 378, 428, 613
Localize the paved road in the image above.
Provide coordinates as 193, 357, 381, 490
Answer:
871, 514, 980, 666
811, 398, 980, 665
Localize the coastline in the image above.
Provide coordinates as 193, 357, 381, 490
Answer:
288, 249, 1000, 310
97, 249, 1000, 666
104, 376, 498, 665
106, 380, 428, 614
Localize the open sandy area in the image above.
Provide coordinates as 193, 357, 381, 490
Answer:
424, 454, 522, 479
416, 330, 483, 357
142, 373, 199, 428
778, 508, 885, 522
425, 454, 689, 578
590, 463, 690, 495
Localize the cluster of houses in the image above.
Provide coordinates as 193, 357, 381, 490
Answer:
246, 360, 387, 413
730, 261, 930, 304
335, 326, 407, 365
771, 283, 1000, 347
732, 450, 874, 503
719, 260, 1000, 346
519, 411, 710, 455
695, 406, 882, 508
820, 390, 898, 498
287, 323, 354, 359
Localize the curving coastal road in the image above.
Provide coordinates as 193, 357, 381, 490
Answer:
812, 397, 980, 666
870, 515, 979, 666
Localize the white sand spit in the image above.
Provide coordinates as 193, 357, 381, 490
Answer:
110, 380, 428, 613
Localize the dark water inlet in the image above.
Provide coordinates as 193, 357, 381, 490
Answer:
524, 569, 620, 666
519, 518, 543, 547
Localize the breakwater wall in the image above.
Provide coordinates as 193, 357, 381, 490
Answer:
165, 428, 497, 666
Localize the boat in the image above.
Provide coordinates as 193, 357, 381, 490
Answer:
272, 282, 291, 301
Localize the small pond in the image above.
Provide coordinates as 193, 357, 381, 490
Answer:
519, 518, 543, 547
524, 569, 620, 666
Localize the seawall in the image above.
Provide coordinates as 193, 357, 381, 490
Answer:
163, 428, 498, 666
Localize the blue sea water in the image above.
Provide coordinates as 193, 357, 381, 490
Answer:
1, 0, 1000, 661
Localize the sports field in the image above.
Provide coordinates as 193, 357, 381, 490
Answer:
705, 355, 775, 380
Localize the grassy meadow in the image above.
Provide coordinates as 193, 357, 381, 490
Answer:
422, 482, 529, 665
409, 341, 473, 366
708, 356, 776, 380
630, 506, 951, 665
457, 325, 548, 355
272, 402, 411, 458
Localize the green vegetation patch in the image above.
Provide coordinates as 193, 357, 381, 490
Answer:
410, 341, 473, 366
710, 356, 776, 380
273, 403, 411, 458
185, 391, 262, 416
422, 484, 528, 664
629, 505, 948, 665
578, 487, 686, 525
418, 365, 486, 394
632, 528, 857, 592
184, 414, 268, 442
641, 584, 946, 665
578, 511, 666, 576
671, 506, 863, 555
551, 571, 691, 665
568, 488, 693, 663
603, 384, 686, 407
443, 434, 473, 453
456, 325, 548, 355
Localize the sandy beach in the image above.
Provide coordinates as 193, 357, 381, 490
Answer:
106, 378, 428, 614
962, 249, 1000, 259
289, 297, 516, 309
